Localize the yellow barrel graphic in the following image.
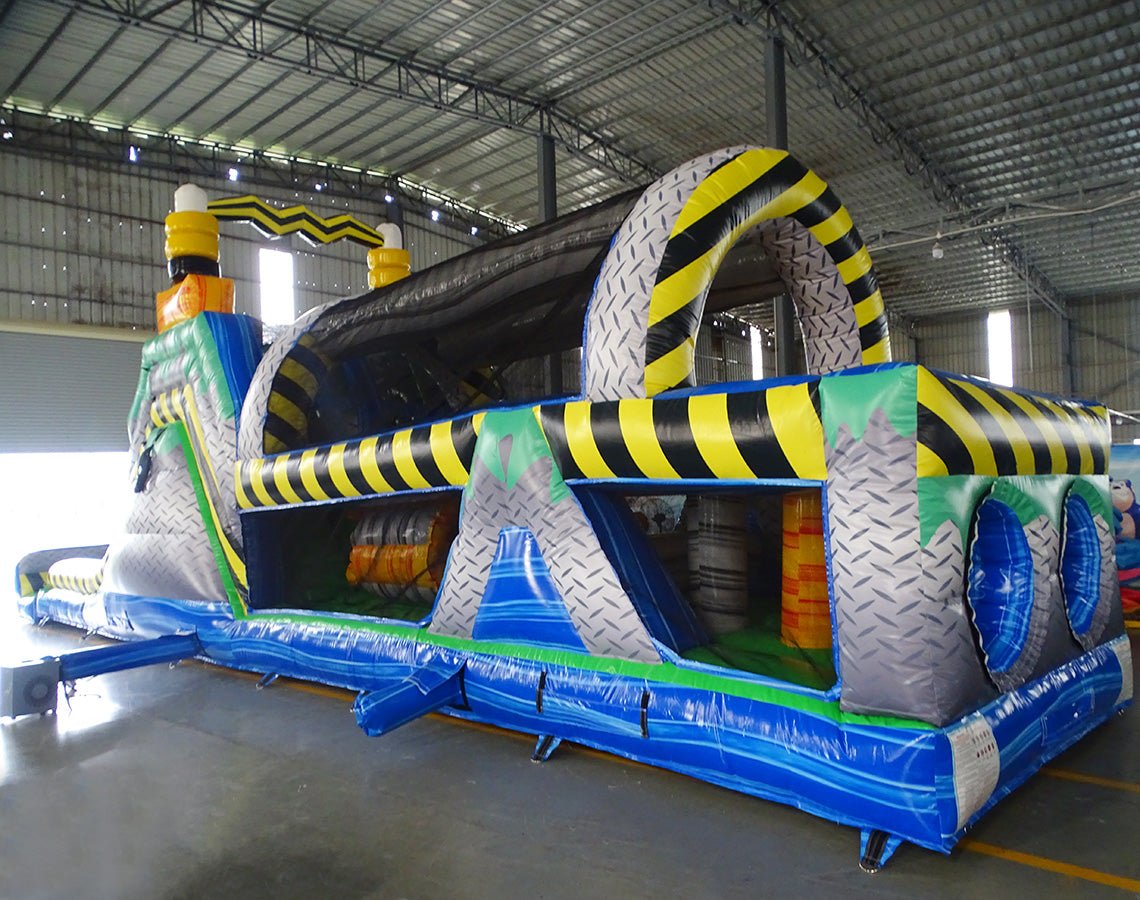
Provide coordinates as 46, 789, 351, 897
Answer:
346, 501, 458, 600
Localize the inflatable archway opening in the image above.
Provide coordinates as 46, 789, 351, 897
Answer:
583, 146, 891, 402
243, 493, 459, 625
591, 486, 837, 691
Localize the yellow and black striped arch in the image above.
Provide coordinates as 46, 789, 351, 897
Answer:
262, 333, 331, 456
917, 368, 1109, 477
644, 148, 890, 395
207, 195, 385, 248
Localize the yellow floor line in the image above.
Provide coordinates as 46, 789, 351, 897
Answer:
961, 839, 1140, 893
1041, 767, 1140, 795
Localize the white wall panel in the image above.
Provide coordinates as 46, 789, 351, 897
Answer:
886, 312, 916, 362
694, 325, 757, 385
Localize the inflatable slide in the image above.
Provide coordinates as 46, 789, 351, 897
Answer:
11, 147, 1131, 870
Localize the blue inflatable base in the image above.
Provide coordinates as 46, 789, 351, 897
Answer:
18, 589, 1132, 856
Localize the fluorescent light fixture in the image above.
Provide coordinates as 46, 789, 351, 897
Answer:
227, 167, 240, 182
430, 209, 441, 222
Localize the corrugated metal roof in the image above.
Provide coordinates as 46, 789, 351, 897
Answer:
2, 0, 1139, 324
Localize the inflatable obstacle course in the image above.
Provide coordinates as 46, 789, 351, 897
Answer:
12, 146, 1130, 870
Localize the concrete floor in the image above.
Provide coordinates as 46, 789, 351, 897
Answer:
2, 611, 1138, 899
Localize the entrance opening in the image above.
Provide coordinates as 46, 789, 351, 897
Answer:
584, 486, 836, 690
246, 493, 459, 624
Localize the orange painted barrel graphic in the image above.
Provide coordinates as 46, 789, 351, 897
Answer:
781, 490, 832, 650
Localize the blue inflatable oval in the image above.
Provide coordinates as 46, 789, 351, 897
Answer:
967, 497, 1035, 683
1060, 492, 1101, 640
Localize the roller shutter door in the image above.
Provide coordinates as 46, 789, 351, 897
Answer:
0, 331, 143, 451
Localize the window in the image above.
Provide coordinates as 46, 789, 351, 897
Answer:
750, 325, 765, 380
259, 247, 295, 327
987, 309, 1013, 386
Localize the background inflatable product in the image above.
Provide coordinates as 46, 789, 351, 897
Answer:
1109, 444, 1140, 618
12, 146, 1130, 871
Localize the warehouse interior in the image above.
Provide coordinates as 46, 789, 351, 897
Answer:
2, 0, 1139, 896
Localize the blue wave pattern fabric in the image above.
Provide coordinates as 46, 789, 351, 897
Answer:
471, 526, 588, 653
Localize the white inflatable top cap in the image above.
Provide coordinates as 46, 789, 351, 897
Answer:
174, 183, 209, 213
377, 222, 403, 250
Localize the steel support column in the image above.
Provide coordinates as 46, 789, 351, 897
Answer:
538, 134, 557, 224
768, 31, 796, 377
1059, 312, 1076, 397
538, 133, 563, 395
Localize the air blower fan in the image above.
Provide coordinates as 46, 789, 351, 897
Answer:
1, 658, 60, 718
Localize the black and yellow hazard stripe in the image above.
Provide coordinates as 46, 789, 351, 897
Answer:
145, 384, 248, 591
237, 381, 828, 508
207, 196, 385, 248
18, 571, 43, 597
44, 568, 103, 595
916, 367, 1109, 477
236, 413, 484, 508
538, 382, 826, 481
644, 148, 889, 395
263, 333, 331, 455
